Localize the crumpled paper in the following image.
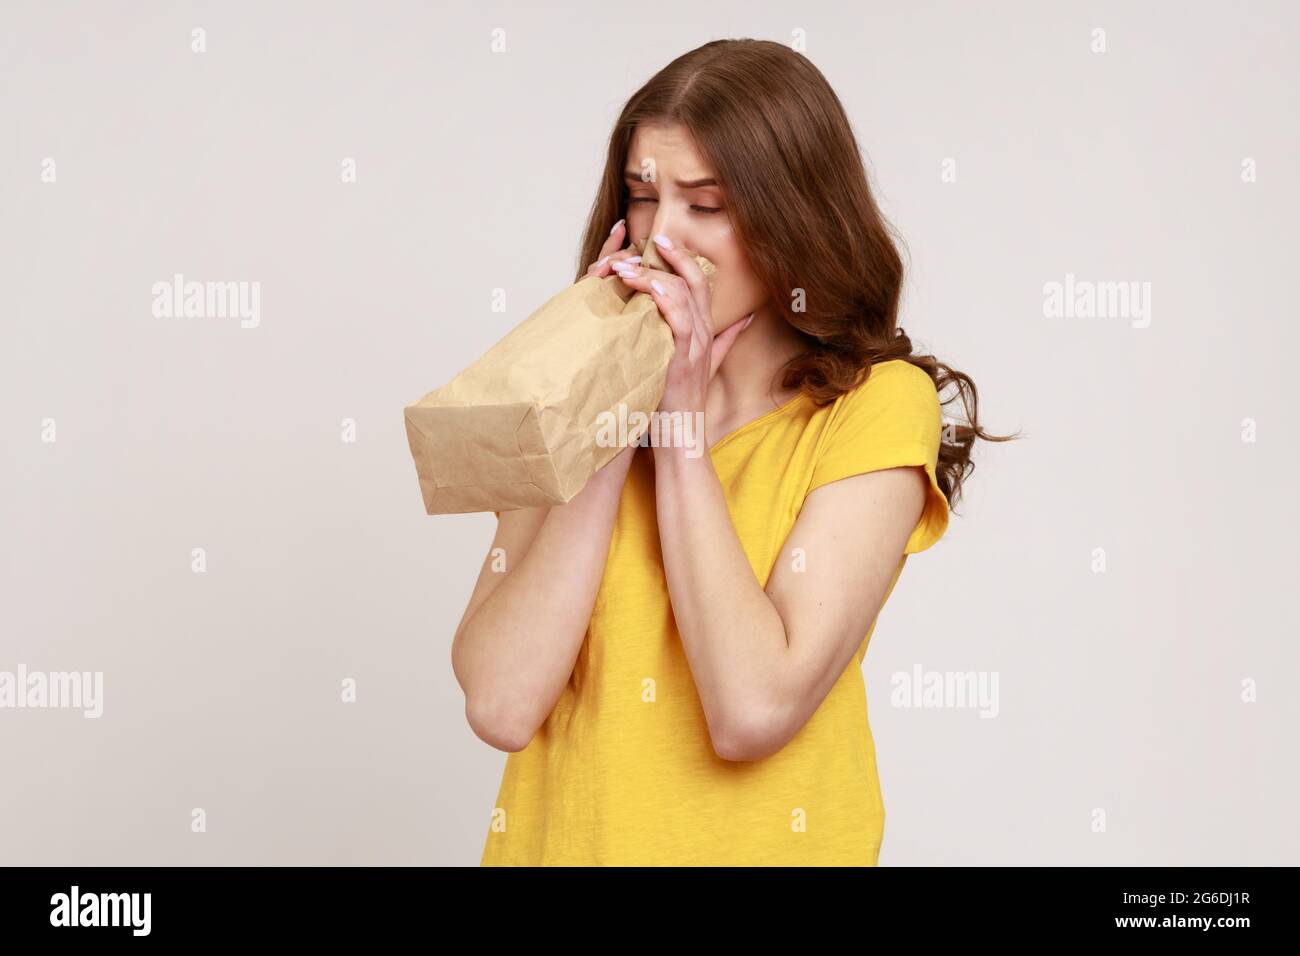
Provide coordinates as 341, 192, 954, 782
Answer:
404, 236, 718, 514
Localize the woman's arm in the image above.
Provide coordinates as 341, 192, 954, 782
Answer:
614, 235, 928, 761
451, 223, 648, 752
452, 444, 636, 752
653, 445, 926, 760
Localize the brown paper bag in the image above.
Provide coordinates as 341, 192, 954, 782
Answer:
404, 237, 718, 514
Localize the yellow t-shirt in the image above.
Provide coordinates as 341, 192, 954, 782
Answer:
480, 358, 950, 866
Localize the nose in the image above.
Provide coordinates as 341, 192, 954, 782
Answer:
648, 206, 673, 243
647, 206, 691, 259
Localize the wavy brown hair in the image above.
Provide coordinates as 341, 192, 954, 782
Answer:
576, 38, 1018, 510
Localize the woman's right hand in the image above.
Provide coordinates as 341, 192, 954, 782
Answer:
585, 219, 642, 277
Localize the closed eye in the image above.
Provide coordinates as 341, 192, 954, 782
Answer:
627, 197, 723, 215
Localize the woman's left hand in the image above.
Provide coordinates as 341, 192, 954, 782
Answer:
611, 234, 753, 416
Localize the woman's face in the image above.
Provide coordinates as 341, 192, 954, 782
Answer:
624, 121, 769, 334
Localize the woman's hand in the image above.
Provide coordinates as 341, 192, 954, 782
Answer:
610, 233, 753, 416
585, 219, 644, 277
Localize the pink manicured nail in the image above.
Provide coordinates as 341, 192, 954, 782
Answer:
610, 219, 625, 235
650, 279, 665, 295
653, 234, 673, 249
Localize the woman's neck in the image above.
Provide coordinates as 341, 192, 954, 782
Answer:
707, 306, 807, 433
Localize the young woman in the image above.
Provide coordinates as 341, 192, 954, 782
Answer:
453, 38, 1012, 866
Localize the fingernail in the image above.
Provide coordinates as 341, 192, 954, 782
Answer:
614, 265, 638, 277
622, 255, 642, 264
610, 219, 625, 235
653, 234, 673, 249
596, 256, 611, 268
651, 279, 665, 295
743, 313, 754, 329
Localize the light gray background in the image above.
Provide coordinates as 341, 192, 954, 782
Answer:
2, 0, 1296, 865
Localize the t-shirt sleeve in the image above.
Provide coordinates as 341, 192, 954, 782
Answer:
805, 361, 950, 555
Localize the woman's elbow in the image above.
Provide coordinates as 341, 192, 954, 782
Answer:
709, 699, 791, 762
465, 695, 537, 753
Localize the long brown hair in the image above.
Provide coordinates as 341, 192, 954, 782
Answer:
576, 39, 1018, 510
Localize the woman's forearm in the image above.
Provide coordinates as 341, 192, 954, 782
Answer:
651, 444, 789, 753
456, 446, 635, 749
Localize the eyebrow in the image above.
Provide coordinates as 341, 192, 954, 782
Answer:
623, 170, 718, 188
